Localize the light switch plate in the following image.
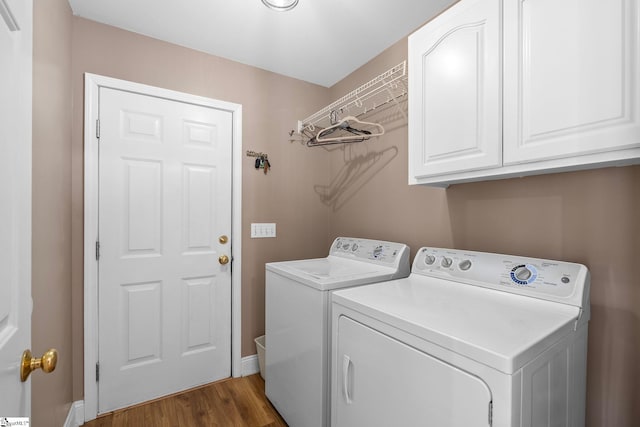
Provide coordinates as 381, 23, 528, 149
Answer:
251, 223, 276, 238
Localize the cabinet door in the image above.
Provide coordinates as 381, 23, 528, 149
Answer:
409, 0, 501, 180
503, 0, 640, 165
333, 316, 492, 427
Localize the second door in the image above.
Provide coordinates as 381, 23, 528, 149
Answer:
97, 87, 233, 413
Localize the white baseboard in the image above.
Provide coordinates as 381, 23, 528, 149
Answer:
63, 400, 84, 427
241, 354, 260, 376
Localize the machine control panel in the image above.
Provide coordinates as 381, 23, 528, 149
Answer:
412, 247, 590, 308
331, 237, 409, 267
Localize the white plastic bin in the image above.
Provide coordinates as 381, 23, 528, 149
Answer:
254, 335, 266, 379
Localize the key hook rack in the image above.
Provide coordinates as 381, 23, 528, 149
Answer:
246, 150, 271, 174
296, 61, 408, 147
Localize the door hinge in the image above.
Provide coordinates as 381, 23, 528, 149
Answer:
488, 401, 493, 426
96, 362, 100, 382
95, 241, 100, 261
96, 119, 100, 139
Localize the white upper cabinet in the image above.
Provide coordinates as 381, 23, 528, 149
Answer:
503, 0, 640, 165
409, 0, 640, 186
409, 0, 501, 181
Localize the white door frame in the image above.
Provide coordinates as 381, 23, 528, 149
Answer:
83, 73, 243, 422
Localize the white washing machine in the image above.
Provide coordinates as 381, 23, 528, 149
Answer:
265, 237, 410, 427
331, 247, 590, 427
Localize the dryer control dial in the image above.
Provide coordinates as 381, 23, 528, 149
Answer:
514, 266, 532, 281
459, 259, 472, 271
441, 257, 453, 268
424, 255, 436, 265
510, 264, 538, 285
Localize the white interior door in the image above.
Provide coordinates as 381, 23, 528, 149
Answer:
97, 87, 233, 413
0, 0, 32, 417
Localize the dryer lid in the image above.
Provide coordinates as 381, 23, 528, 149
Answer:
332, 275, 581, 374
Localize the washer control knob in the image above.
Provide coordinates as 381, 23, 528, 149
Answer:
372, 246, 383, 259
459, 259, 472, 271
424, 255, 436, 265
514, 266, 532, 281
441, 257, 453, 268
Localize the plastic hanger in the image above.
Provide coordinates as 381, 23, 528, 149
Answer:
315, 116, 385, 143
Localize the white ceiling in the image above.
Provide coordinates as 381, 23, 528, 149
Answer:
66, 0, 455, 87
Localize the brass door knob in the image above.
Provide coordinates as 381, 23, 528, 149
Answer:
20, 348, 58, 382
219, 255, 230, 265
219, 235, 228, 244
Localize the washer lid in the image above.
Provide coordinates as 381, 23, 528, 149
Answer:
332, 275, 581, 374
266, 256, 406, 291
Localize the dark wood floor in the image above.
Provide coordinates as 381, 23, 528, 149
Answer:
82, 374, 287, 427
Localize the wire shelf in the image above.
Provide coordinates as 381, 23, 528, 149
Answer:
297, 61, 408, 146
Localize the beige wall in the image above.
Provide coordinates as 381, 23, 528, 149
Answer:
32, 0, 73, 425
30, 4, 639, 426
329, 39, 640, 427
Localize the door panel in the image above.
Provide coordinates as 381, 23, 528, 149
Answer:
183, 165, 217, 252
98, 87, 232, 413
122, 159, 162, 256
0, 0, 31, 417
334, 316, 492, 427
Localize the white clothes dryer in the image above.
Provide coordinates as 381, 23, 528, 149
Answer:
265, 237, 410, 427
331, 247, 590, 427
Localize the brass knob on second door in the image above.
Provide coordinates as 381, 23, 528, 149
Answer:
219, 255, 230, 265
20, 348, 58, 382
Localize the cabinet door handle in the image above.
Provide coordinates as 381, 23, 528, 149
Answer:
342, 354, 353, 404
